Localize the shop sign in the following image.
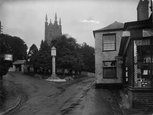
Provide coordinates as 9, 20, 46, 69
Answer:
4, 54, 13, 61
135, 39, 150, 46
143, 29, 153, 37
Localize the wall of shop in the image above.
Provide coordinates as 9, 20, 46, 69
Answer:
128, 89, 153, 110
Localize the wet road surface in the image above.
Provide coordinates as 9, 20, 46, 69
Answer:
4, 72, 123, 115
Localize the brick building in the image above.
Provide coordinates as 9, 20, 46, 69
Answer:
93, 21, 124, 88
119, 0, 153, 110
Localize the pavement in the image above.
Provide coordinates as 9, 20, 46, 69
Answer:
1, 73, 153, 115
113, 89, 153, 115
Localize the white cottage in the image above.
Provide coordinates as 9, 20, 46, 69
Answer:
93, 21, 123, 88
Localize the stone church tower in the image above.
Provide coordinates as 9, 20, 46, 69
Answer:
45, 13, 62, 45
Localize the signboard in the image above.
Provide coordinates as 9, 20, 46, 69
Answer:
51, 46, 56, 56
4, 54, 13, 61
143, 29, 153, 37
135, 39, 150, 46
122, 31, 130, 37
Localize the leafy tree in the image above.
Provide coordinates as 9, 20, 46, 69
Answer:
0, 34, 27, 61
34, 40, 51, 74
80, 42, 95, 72
27, 44, 38, 72
73, 54, 84, 74
0, 34, 27, 79
52, 35, 85, 75
34, 34, 95, 76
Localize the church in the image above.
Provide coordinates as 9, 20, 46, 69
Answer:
45, 13, 62, 45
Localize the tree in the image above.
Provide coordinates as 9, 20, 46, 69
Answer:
80, 42, 95, 72
0, 34, 27, 79
34, 34, 95, 76
0, 34, 27, 61
73, 54, 84, 74
27, 44, 38, 72
52, 35, 84, 75
34, 40, 51, 74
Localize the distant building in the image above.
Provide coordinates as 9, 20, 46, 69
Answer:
93, 21, 124, 88
45, 13, 62, 45
12, 60, 26, 73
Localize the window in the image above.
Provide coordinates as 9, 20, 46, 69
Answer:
133, 39, 152, 88
103, 61, 116, 78
103, 34, 116, 51
126, 67, 128, 82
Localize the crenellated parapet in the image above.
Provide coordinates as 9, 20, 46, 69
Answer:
44, 13, 62, 45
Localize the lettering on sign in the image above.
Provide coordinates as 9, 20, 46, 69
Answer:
135, 39, 150, 46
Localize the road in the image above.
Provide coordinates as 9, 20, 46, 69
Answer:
4, 72, 123, 115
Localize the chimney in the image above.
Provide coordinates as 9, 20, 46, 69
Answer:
137, 0, 149, 21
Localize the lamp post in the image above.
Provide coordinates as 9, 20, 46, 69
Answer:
50, 46, 57, 79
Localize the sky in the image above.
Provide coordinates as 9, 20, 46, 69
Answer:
0, 0, 142, 49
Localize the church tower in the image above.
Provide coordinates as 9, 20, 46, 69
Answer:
45, 13, 62, 45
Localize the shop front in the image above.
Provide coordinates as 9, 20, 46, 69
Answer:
132, 38, 152, 88
119, 16, 153, 110
126, 37, 153, 110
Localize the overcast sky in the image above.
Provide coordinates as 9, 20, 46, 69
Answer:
0, 0, 141, 48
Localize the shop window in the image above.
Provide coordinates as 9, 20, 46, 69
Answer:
126, 43, 133, 87
126, 67, 128, 82
134, 64, 151, 87
134, 39, 152, 88
103, 61, 116, 78
134, 39, 151, 63
103, 34, 116, 51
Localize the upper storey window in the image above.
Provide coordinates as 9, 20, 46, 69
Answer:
103, 34, 116, 51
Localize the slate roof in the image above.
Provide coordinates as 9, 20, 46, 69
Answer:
93, 21, 124, 33
13, 60, 26, 65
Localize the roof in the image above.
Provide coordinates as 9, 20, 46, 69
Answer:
13, 60, 26, 65
118, 14, 153, 57
93, 21, 124, 33
124, 14, 152, 30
